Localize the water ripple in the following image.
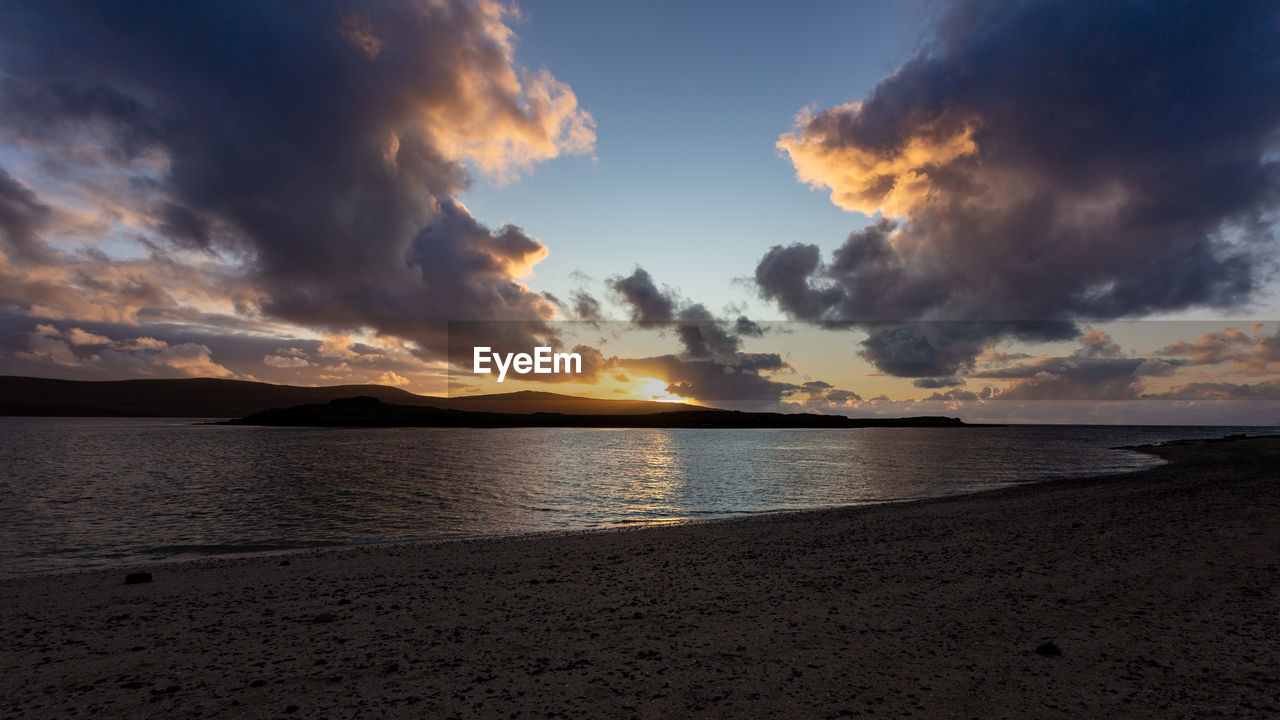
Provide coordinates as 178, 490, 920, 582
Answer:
0, 419, 1271, 574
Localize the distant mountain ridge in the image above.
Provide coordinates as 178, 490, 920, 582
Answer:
0, 376, 709, 418
225, 396, 970, 429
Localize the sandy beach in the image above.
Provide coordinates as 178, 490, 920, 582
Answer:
2, 436, 1277, 719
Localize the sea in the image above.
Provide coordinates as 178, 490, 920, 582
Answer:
0, 418, 1274, 575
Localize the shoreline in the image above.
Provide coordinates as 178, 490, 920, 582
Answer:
0, 428, 1212, 581
2, 434, 1189, 580
3, 436, 1277, 717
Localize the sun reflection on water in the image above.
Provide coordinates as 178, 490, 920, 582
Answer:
622, 430, 686, 516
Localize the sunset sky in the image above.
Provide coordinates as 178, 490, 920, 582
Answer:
1, 0, 1278, 424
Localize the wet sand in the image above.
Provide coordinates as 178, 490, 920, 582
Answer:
2, 436, 1278, 718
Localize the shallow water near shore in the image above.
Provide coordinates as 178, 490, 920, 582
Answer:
0, 419, 1274, 574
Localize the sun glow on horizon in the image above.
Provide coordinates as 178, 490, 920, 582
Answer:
630, 377, 688, 403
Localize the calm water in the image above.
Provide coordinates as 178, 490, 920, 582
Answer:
0, 419, 1272, 574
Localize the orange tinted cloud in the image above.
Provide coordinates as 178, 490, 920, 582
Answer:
0, 0, 590, 368
1160, 325, 1280, 375
778, 103, 979, 217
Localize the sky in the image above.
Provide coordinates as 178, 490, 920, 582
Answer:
0, 0, 1278, 424
460, 0, 922, 312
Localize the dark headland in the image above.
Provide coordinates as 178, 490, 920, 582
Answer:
0, 376, 709, 418
223, 395, 970, 429
0, 375, 972, 428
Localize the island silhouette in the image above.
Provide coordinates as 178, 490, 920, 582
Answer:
0, 376, 971, 428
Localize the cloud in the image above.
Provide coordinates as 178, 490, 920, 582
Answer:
121, 337, 168, 352
1076, 329, 1123, 359
0, 0, 594, 364
17, 323, 237, 379
317, 335, 361, 362
735, 316, 764, 337
674, 305, 742, 363
794, 385, 865, 410
1150, 381, 1280, 401
0, 168, 51, 262
566, 344, 611, 382
619, 354, 798, 405
822, 389, 863, 406
609, 266, 759, 364
601, 269, 895, 407
0, 312, 456, 389
375, 371, 410, 387
569, 290, 603, 321
760, 0, 1280, 377
780, 108, 979, 218
20, 324, 80, 366
1159, 324, 1280, 374
978, 357, 1149, 401
263, 352, 311, 369
975, 349, 1033, 367
859, 320, 1074, 378
923, 387, 992, 403
65, 327, 112, 346
0, 244, 211, 326
913, 376, 964, 389
608, 268, 676, 326
132, 343, 237, 379
971, 332, 1183, 401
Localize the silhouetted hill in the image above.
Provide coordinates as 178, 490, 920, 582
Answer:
225, 396, 971, 429
0, 376, 434, 418
0, 377, 709, 417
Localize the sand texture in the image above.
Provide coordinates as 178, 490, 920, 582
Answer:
2, 437, 1278, 718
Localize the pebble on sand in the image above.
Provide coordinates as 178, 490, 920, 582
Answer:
123, 572, 152, 585
1035, 641, 1063, 657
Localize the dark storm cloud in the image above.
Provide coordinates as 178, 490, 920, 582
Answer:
609, 266, 763, 363
755, 243, 841, 323
822, 389, 863, 405
856, 323, 984, 377
600, 268, 835, 405
156, 202, 214, 251
851, 321, 1075, 377
734, 316, 764, 337
763, 0, 1280, 377
0, 0, 594, 360
733, 352, 787, 373
608, 268, 676, 326
675, 305, 741, 363
913, 376, 964, 389
975, 355, 1181, 401
930, 330, 1183, 401
569, 290, 603, 322
0, 168, 50, 261
619, 354, 798, 405
923, 387, 991, 403
603, 269, 799, 403
791, 380, 864, 410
